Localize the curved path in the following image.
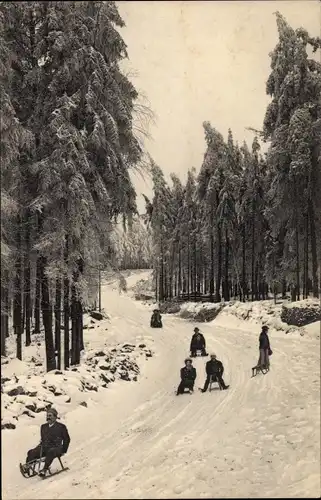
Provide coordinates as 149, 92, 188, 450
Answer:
2, 272, 320, 498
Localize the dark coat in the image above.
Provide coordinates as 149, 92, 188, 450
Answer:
206, 359, 224, 376
180, 366, 196, 381
150, 312, 162, 328
190, 333, 206, 351
259, 331, 270, 350
40, 422, 70, 453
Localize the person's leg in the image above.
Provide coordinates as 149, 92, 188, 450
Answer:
42, 446, 63, 471
217, 374, 229, 390
26, 444, 42, 464
202, 375, 211, 392
176, 381, 185, 395
258, 349, 265, 368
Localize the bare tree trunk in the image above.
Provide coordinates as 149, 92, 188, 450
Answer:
178, 246, 182, 296
24, 210, 31, 346
98, 268, 101, 312
215, 220, 222, 303
303, 212, 309, 299
193, 237, 197, 301
14, 214, 23, 360
39, 255, 56, 372
308, 199, 319, 298
210, 225, 214, 299
70, 283, 77, 366
64, 236, 70, 370
34, 258, 41, 333
242, 224, 246, 302
251, 216, 255, 302
55, 279, 61, 369
1, 276, 7, 356
78, 258, 84, 352
223, 230, 230, 301
187, 233, 190, 301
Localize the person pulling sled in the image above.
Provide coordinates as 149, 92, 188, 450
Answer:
252, 325, 272, 376
190, 327, 207, 357
150, 309, 163, 328
20, 408, 70, 478
176, 358, 197, 395
201, 354, 229, 392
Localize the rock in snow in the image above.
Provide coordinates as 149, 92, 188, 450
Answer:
1, 342, 153, 430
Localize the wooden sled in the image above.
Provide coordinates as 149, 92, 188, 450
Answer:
251, 365, 270, 377
209, 374, 223, 391
19, 455, 68, 479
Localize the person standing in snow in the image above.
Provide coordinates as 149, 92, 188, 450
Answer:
176, 358, 197, 395
190, 327, 207, 357
21, 408, 70, 477
201, 354, 229, 392
257, 325, 272, 369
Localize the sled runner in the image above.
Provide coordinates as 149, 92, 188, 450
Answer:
209, 375, 223, 391
175, 388, 194, 395
19, 455, 68, 479
251, 365, 270, 377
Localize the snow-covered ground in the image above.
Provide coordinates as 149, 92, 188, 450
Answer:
2, 270, 320, 499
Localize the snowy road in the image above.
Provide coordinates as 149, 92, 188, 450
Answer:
2, 272, 320, 499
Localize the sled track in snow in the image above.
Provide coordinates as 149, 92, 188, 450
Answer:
2, 272, 320, 499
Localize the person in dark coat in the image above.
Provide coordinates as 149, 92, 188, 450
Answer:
150, 309, 162, 328
176, 358, 197, 395
201, 354, 229, 392
22, 408, 70, 477
257, 325, 272, 369
190, 327, 207, 357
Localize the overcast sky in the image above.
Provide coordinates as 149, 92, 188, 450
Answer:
117, 0, 321, 211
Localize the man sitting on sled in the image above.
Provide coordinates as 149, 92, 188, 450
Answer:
150, 309, 163, 328
176, 358, 197, 395
21, 407, 70, 478
201, 353, 229, 392
190, 327, 207, 357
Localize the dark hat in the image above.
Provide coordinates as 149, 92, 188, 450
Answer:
262, 325, 269, 331
184, 358, 192, 364
194, 327, 200, 332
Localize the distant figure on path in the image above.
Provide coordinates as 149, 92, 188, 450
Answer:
201, 354, 229, 392
21, 408, 70, 478
118, 275, 127, 294
176, 358, 197, 395
190, 327, 207, 357
150, 309, 162, 328
258, 325, 272, 369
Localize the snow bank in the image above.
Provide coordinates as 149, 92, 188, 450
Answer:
1, 297, 154, 433
179, 302, 224, 322
1, 342, 153, 431
155, 298, 320, 339
215, 300, 320, 335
